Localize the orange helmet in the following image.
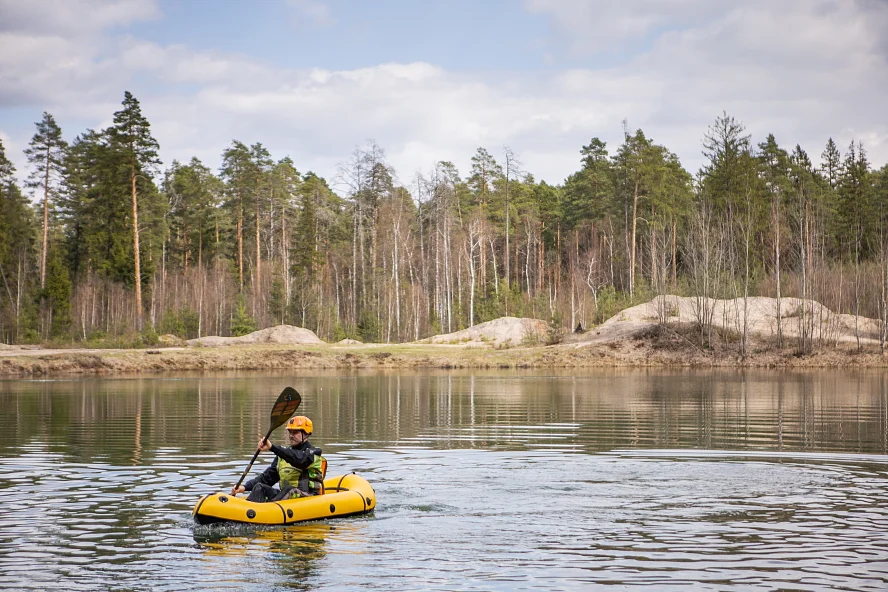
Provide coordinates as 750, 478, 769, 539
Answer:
286, 415, 313, 435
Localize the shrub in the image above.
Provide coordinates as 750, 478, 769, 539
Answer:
140, 325, 159, 347
547, 313, 564, 345
357, 310, 379, 343
231, 295, 258, 337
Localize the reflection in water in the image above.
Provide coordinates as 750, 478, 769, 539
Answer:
194, 523, 352, 590
1, 370, 886, 458
0, 370, 886, 590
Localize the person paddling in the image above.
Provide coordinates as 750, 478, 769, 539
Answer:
231, 415, 327, 502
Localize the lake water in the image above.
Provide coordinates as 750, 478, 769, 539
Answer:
1, 370, 887, 591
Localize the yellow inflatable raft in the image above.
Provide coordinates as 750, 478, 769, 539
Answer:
193, 473, 376, 526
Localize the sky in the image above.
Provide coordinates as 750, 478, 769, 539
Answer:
1, 0, 886, 194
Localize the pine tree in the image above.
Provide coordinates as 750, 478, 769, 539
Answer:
271, 156, 301, 316
167, 157, 220, 271
230, 293, 257, 336
758, 133, 791, 347
838, 141, 875, 259
294, 174, 320, 280
249, 142, 273, 301
44, 238, 72, 338
467, 148, 503, 291
24, 112, 67, 290
821, 138, 842, 190
220, 140, 254, 289
614, 128, 663, 297
701, 112, 752, 213
0, 140, 38, 342
108, 91, 161, 330
563, 138, 613, 228
60, 130, 131, 282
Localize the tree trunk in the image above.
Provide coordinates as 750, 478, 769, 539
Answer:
40, 149, 50, 290
283, 207, 290, 318
131, 169, 143, 330
630, 181, 639, 298
650, 208, 657, 290
182, 215, 188, 272
488, 235, 498, 297
665, 217, 673, 287
505, 175, 510, 289
352, 203, 358, 327
255, 190, 261, 317
237, 185, 244, 290
393, 217, 401, 338
774, 195, 782, 349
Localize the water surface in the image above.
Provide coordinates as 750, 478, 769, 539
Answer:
1, 370, 886, 590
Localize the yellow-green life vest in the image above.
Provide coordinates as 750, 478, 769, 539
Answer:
278, 453, 326, 495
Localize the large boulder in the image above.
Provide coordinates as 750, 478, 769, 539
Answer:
419, 317, 548, 347
187, 325, 324, 347
565, 295, 884, 346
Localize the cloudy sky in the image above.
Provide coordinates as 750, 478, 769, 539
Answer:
1, 0, 886, 192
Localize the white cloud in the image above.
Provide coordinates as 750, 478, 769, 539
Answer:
1, 0, 886, 195
0, 0, 160, 35
525, 0, 888, 170
524, 0, 719, 55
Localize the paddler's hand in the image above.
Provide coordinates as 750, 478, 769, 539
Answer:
258, 437, 272, 452
231, 485, 245, 496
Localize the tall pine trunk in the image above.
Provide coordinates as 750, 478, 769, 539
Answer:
255, 191, 261, 316
630, 181, 639, 298
40, 150, 50, 290
237, 184, 244, 290
131, 168, 142, 330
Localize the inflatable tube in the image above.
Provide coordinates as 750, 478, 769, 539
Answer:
193, 473, 376, 526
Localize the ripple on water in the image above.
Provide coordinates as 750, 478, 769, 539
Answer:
2, 372, 888, 590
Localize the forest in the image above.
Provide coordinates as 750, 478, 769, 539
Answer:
1, 91, 887, 355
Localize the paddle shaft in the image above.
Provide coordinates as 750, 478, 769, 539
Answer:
230, 386, 301, 494
232, 426, 274, 492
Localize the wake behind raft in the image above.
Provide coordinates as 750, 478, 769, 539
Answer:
193, 473, 376, 526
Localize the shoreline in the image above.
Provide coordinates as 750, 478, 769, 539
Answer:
1, 339, 886, 377
4, 296, 886, 377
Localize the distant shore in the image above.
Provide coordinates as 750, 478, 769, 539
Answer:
4, 296, 888, 376
1, 337, 886, 377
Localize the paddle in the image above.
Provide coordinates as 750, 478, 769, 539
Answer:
232, 386, 301, 494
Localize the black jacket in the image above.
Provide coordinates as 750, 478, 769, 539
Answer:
244, 439, 322, 490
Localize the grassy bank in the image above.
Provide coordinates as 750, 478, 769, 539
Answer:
1, 337, 887, 377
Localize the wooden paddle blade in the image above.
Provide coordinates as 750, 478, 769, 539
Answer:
231, 387, 301, 494
269, 386, 301, 429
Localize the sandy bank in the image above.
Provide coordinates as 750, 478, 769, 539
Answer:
0, 338, 884, 378
1, 296, 885, 376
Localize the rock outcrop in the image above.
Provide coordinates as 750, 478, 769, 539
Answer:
418, 317, 548, 347
187, 325, 324, 347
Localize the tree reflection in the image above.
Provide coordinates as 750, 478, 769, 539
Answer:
1, 370, 886, 459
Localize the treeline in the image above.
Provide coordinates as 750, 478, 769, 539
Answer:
1, 92, 887, 352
